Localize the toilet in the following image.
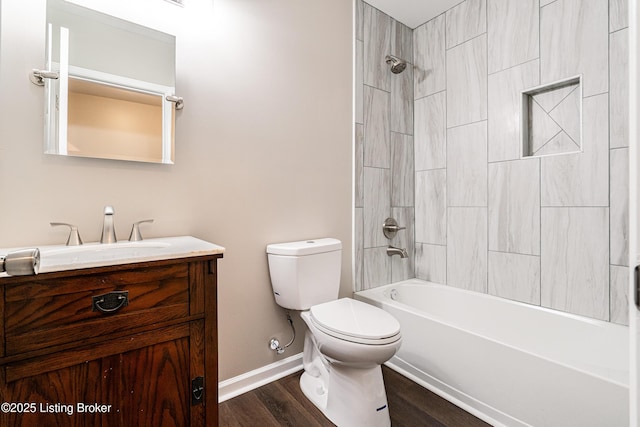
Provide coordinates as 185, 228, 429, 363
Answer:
266, 238, 402, 427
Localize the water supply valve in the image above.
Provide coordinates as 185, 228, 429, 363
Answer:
269, 338, 285, 355
268, 310, 296, 355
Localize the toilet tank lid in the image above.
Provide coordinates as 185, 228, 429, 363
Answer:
266, 238, 342, 256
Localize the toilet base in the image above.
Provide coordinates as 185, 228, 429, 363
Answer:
300, 332, 391, 427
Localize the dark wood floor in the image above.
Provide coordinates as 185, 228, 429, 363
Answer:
219, 366, 490, 426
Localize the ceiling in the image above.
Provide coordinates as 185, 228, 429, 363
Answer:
365, 0, 461, 29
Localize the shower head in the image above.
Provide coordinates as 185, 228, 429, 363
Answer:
385, 55, 407, 74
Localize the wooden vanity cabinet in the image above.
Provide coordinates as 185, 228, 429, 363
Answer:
0, 254, 221, 426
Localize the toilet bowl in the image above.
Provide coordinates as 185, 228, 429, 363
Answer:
266, 238, 402, 427
303, 298, 401, 366
300, 298, 401, 427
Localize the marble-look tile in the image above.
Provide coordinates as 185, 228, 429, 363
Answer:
364, 85, 390, 168
364, 247, 391, 289
415, 169, 446, 245
540, 0, 554, 5
447, 121, 487, 207
534, 131, 579, 156
610, 28, 628, 149
447, 35, 487, 128
488, 251, 540, 304
541, 207, 609, 320
390, 19, 413, 136
354, 208, 364, 291
390, 207, 414, 247
391, 19, 412, 64
540, 0, 608, 97
415, 91, 446, 170
391, 207, 415, 282
547, 85, 581, 145
414, 15, 446, 99
488, 158, 540, 255
488, 60, 539, 162
391, 133, 414, 207
355, 124, 364, 208
356, 0, 364, 41
487, 0, 539, 74
364, 167, 390, 248
529, 99, 563, 154
531, 82, 578, 112
364, 3, 391, 91
610, 265, 629, 325
446, 0, 487, 49
355, 40, 364, 125
391, 65, 413, 134
541, 93, 608, 207
527, 81, 582, 157
610, 0, 628, 32
447, 207, 488, 292
611, 147, 629, 266
415, 243, 447, 284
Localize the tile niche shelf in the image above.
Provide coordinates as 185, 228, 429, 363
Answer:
521, 75, 583, 158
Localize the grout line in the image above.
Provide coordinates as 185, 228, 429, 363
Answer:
486, 2, 490, 295
538, 151, 542, 304
488, 58, 540, 78
443, 9, 448, 287
607, 10, 612, 322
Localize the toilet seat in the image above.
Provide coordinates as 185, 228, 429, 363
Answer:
309, 298, 401, 345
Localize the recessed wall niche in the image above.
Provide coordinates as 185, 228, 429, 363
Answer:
521, 76, 582, 158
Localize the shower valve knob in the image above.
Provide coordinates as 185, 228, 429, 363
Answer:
383, 217, 406, 239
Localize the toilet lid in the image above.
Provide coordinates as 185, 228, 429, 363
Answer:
309, 298, 401, 344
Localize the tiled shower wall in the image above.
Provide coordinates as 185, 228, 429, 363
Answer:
354, 1, 415, 289
354, 0, 630, 325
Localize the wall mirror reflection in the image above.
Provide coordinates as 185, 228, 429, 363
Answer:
41, 0, 178, 164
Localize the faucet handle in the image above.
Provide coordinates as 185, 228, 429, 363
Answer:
50, 222, 83, 246
382, 217, 406, 239
129, 219, 154, 242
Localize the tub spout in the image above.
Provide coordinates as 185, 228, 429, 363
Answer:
387, 246, 408, 258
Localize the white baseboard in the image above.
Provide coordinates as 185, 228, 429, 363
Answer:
218, 353, 304, 403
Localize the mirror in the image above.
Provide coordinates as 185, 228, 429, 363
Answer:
43, 0, 177, 164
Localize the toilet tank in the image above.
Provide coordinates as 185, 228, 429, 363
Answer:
266, 238, 342, 310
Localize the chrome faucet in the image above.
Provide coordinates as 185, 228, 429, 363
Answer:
387, 246, 408, 258
100, 206, 117, 244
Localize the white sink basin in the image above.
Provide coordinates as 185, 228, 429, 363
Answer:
0, 236, 224, 275
41, 241, 171, 264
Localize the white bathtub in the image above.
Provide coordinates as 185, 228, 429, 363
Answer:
355, 279, 629, 427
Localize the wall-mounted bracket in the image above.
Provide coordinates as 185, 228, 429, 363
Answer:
29, 69, 59, 86
166, 95, 184, 110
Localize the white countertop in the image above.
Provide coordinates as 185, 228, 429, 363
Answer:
0, 236, 224, 276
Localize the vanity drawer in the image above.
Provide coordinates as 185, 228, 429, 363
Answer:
4, 263, 190, 356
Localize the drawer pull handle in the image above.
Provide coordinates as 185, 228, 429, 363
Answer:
92, 291, 129, 314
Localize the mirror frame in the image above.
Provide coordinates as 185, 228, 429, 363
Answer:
43, 0, 177, 164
